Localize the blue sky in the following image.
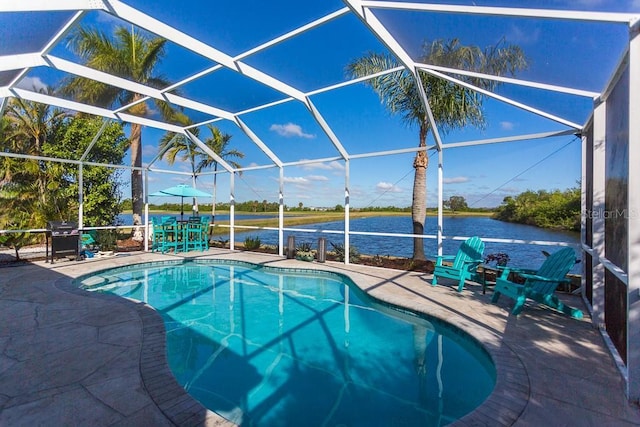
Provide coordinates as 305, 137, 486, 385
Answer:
4, 1, 639, 208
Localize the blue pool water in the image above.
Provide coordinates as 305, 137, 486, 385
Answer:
78, 261, 495, 426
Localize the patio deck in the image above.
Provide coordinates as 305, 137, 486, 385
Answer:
0, 249, 638, 426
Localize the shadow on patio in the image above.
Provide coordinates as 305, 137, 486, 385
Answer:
1, 251, 639, 426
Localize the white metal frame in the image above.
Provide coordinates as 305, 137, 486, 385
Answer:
2, 0, 640, 404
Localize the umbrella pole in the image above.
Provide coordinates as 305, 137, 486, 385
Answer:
180, 196, 184, 221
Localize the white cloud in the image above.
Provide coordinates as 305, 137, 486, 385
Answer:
306, 175, 329, 181
500, 121, 515, 131
376, 181, 403, 193
500, 187, 521, 194
270, 123, 315, 139
443, 176, 469, 184
300, 160, 345, 171
177, 163, 193, 173
507, 24, 541, 45
143, 144, 158, 157
283, 176, 309, 184
16, 76, 47, 91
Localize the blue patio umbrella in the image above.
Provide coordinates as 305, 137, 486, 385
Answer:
150, 184, 211, 221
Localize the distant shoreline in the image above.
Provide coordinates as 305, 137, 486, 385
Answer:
133, 210, 494, 236
144, 209, 494, 218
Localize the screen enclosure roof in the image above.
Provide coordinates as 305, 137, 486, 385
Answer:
1, 1, 639, 174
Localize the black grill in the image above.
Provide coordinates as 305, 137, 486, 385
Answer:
46, 221, 80, 263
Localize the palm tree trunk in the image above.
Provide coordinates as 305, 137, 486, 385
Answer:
130, 122, 144, 240
411, 123, 429, 260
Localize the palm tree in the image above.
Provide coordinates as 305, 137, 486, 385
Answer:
347, 38, 527, 260
3, 90, 68, 207
63, 26, 174, 239
159, 123, 243, 218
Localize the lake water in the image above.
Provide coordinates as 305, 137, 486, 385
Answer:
232, 215, 581, 273
120, 213, 580, 272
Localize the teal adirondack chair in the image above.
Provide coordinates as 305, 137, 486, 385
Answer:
432, 236, 485, 292
81, 230, 98, 251
491, 247, 583, 319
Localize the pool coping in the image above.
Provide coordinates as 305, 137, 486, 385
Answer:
56, 276, 224, 426
60, 254, 529, 426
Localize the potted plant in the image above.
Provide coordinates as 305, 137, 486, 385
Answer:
295, 242, 315, 262
484, 252, 510, 267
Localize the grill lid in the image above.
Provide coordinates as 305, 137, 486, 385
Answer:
47, 221, 78, 234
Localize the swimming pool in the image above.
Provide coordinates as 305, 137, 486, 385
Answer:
77, 260, 495, 426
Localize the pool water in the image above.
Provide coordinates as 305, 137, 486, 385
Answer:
78, 261, 495, 426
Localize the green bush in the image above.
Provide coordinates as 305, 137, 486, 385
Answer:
494, 187, 580, 231
96, 229, 118, 251
330, 242, 360, 262
244, 236, 261, 250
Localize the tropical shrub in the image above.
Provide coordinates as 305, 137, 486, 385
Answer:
95, 229, 118, 251
330, 242, 360, 262
244, 236, 261, 250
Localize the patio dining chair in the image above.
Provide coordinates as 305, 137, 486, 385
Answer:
150, 218, 166, 253
431, 236, 485, 292
161, 217, 180, 253
491, 247, 583, 319
200, 216, 210, 249
184, 217, 205, 252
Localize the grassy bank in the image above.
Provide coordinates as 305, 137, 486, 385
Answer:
208, 210, 406, 235
199, 210, 493, 236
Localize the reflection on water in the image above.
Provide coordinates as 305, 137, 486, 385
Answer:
80, 262, 496, 426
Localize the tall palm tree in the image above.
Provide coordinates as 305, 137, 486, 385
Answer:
3, 90, 68, 206
159, 123, 243, 218
347, 38, 527, 260
1, 95, 65, 253
63, 26, 174, 239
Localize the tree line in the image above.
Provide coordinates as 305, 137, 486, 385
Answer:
493, 187, 581, 231
0, 99, 128, 257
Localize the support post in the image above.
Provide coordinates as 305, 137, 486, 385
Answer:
626, 24, 640, 404
144, 169, 149, 252
78, 163, 84, 230
230, 171, 235, 250
279, 166, 284, 257
437, 149, 443, 256
344, 159, 350, 264
592, 99, 606, 329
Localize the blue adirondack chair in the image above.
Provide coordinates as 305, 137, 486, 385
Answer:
81, 230, 98, 251
491, 247, 583, 318
431, 236, 485, 292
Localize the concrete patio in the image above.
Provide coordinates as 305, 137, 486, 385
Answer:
0, 249, 638, 426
